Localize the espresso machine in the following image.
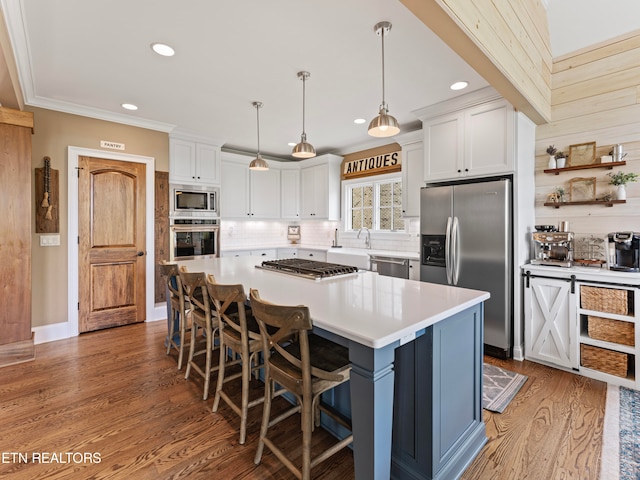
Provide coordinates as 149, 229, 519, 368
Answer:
531, 231, 574, 267
607, 232, 640, 272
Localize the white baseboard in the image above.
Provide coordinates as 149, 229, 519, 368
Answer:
32, 322, 72, 345
32, 304, 167, 345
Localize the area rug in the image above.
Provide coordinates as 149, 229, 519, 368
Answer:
482, 363, 528, 413
601, 384, 640, 479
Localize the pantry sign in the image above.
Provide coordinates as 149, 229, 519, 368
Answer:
342, 149, 402, 179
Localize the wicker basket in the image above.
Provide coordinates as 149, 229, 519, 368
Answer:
580, 286, 628, 315
580, 344, 628, 378
587, 316, 635, 346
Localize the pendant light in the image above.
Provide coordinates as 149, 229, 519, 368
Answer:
368, 21, 400, 138
249, 101, 269, 171
292, 71, 316, 159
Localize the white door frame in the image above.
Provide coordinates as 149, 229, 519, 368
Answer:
67, 146, 159, 337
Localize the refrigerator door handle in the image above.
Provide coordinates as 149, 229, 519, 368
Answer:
445, 216, 453, 284
452, 216, 460, 285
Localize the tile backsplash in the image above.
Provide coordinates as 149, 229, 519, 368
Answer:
220, 218, 420, 253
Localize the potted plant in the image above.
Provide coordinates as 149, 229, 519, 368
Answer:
554, 186, 566, 202
555, 151, 567, 169
607, 171, 639, 200
546, 145, 557, 169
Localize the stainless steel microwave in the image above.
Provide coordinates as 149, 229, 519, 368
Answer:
170, 184, 219, 218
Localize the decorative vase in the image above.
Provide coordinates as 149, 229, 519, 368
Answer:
556, 157, 566, 169
548, 156, 557, 169
617, 185, 627, 201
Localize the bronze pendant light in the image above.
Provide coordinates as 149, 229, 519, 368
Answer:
368, 21, 400, 137
292, 71, 316, 159
249, 101, 269, 171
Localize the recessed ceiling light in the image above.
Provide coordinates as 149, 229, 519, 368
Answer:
450, 81, 469, 91
354, 118, 366, 124
121, 103, 138, 111
151, 43, 175, 57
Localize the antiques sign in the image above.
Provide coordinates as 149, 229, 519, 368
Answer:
342, 150, 402, 179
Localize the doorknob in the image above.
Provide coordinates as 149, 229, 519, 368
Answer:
137, 251, 145, 256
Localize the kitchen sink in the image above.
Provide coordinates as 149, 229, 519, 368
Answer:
326, 248, 370, 270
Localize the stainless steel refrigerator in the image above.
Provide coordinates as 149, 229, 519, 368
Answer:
420, 178, 512, 358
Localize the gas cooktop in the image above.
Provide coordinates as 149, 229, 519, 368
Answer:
256, 258, 359, 280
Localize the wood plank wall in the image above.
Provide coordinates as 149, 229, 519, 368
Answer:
400, 0, 552, 124
535, 30, 640, 237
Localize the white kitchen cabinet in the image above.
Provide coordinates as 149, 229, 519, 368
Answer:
277, 248, 298, 258
280, 168, 300, 219
417, 91, 514, 183
394, 130, 424, 218
523, 265, 640, 389
220, 250, 251, 258
298, 249, 326, 262
299, 154, 342, 220
220, 153, 280, 219
251, 249, 277, 258
169, 136, 221, 186
409, 259, 420, 281
523, 274, 578, 370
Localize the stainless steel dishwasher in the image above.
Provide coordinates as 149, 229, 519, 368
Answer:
370, 255, 410, 279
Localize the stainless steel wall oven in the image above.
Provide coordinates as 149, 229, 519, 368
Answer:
170, 218, 220, 261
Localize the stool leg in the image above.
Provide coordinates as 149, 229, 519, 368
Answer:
212, 337, 226, 413
254, 377, 273, 465
177, 310, 187, 370
184, 323, 197, 380
203, 325, 213, 400
239, 347, 250, 445
301, 394, 312, 480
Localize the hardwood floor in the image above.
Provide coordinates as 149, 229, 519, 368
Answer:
0, 321, 607, 479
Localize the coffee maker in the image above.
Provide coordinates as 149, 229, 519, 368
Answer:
531, 231, 574, 267
607, 232, 640, 272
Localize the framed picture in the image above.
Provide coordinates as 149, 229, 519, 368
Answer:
568, 142, 596, 167
569, 177, 597, 202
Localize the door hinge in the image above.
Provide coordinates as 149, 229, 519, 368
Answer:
77, 302, 80, 311
78, 236, 80, 245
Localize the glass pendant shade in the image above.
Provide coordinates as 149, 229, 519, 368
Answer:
292, 71, 316, 159
368, 21, 399, 138
249, 101, 269, 171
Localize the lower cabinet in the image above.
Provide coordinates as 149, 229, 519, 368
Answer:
524, 275, 578, 370
523, 267, 639, 389
298, 249, 326, 262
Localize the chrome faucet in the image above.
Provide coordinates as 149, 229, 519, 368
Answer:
357, 227, 371, 249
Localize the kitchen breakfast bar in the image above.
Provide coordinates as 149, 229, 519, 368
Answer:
179, 256, 489, 480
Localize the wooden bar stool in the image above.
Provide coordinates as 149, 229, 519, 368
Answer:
159, 262, 191, 370
208, 275, 266, 445
249, 289, 353, 480
180, 271, 219, 400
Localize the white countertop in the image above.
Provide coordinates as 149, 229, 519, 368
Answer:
521, 263, 640, 285
179, 256, 489, 349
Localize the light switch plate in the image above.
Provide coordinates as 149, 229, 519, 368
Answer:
40, 234, 60, 246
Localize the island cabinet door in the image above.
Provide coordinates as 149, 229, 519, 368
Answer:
391, 304, 486, 480
523, 275, 578, 370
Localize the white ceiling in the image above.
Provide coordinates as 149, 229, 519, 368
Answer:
2, 0, 639, 159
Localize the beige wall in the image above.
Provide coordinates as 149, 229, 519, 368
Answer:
29, 107, 169, 328
534, 31, 640, 241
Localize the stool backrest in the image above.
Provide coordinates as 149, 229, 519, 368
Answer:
179, 271, 208, 318
206, 275, 256, 341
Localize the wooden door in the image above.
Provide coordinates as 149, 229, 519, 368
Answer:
78, 156, 146, 333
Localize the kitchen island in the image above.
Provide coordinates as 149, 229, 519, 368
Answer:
179, 256, 489, 480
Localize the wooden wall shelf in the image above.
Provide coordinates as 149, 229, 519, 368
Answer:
544, 200, 626, 208
544, 161, 626, 175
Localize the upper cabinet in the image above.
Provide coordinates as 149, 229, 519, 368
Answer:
281, 168, 301, 219
220, 152, 280, 219
394, 130, 423, 218
169, 134, 222, 186
416, 89, 515, 183
299, 154, 342, 220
